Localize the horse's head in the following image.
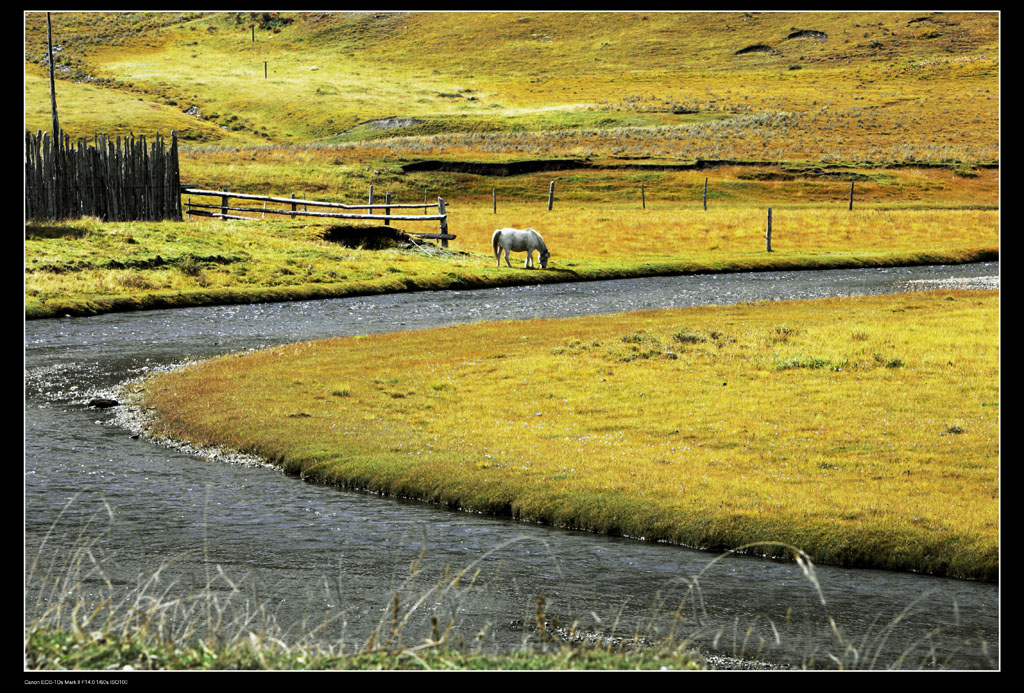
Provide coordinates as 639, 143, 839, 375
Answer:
540, 248, 550, 268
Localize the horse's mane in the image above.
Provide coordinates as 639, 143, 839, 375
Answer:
529, 228, 548, 251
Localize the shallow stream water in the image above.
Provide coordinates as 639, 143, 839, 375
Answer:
24, 262, 999, 669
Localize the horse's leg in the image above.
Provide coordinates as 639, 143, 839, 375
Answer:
504, 247, 512, 268
525, 250, 533, 269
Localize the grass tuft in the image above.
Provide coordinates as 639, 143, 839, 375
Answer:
25, 501, 715, 670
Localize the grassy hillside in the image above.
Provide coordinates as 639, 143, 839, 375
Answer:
25, 11, 998, 164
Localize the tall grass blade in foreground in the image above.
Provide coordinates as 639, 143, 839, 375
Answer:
26, 498, 995, 669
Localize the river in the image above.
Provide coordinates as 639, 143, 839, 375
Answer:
24, 262, 999, 669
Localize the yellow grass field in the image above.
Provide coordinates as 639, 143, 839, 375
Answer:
139, 289, 999, 581
25, 12, 999, 164
452, 204, 999, 261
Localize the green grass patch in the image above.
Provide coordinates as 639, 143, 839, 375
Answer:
25, 627, 705, 670
25, 206, 998, 320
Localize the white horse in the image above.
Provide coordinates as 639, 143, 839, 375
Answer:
492, 227, 550, 269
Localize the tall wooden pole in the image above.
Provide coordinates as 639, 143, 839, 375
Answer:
46, 12, 61, 218
46, 13, 60, 140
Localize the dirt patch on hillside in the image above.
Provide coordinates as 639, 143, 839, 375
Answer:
401, 159, 587, 176
785, 29, 828, 42
363, 116, 423, 130
735, 44, 779, 55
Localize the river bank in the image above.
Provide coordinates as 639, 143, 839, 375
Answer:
24, 247, 998, 320
25, 208, 998, 320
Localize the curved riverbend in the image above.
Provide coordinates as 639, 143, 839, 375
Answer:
25, 262, 999, 669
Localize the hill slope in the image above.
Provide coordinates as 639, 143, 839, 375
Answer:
24, 11, 999, 165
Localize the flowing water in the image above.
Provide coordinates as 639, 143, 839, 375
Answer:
24, 262, 999, 669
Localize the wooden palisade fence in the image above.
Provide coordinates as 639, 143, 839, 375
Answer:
26, 130, 183, 222
183, 187, 454, 247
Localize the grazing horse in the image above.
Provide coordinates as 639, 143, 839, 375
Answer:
492, 227, 550, 269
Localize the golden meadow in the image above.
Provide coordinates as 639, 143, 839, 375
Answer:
25, 12, 998, 162
139, 290, 998, 581
26, 12, 999, 583
25, 12, 999, 319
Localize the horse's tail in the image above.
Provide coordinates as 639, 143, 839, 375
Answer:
492, 229, 501, 260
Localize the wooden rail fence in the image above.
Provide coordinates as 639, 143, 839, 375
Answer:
182, 187, 455, 247
25, 130, 182, 222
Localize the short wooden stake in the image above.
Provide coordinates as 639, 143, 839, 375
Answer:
849, 180, 855, 211
368, 185, 374, 215
703, 177, 708, 211
438, 197, 449, 248
493, 188, 497, 214
547, 181, 555, 211
384, 191, 391, 226
641, 183, 646, 209
221, 187, 229, 220
766, 207, 773, 252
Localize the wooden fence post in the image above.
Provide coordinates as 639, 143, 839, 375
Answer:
109, 135, 120, 221
221, 187, 229, 220
766, 207, 773, 252
641, 183, 646, 209
438, 197, 449, 248
703, 177, 708, 211
493, 188, 496, 214
368, 185, 374, 215
849, 180, 855, 211
547, 181, 555, 211
384, 191, 391, 226
264, 61, 267, 79
291, 192, 297, 214
170, 130, 182, 220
